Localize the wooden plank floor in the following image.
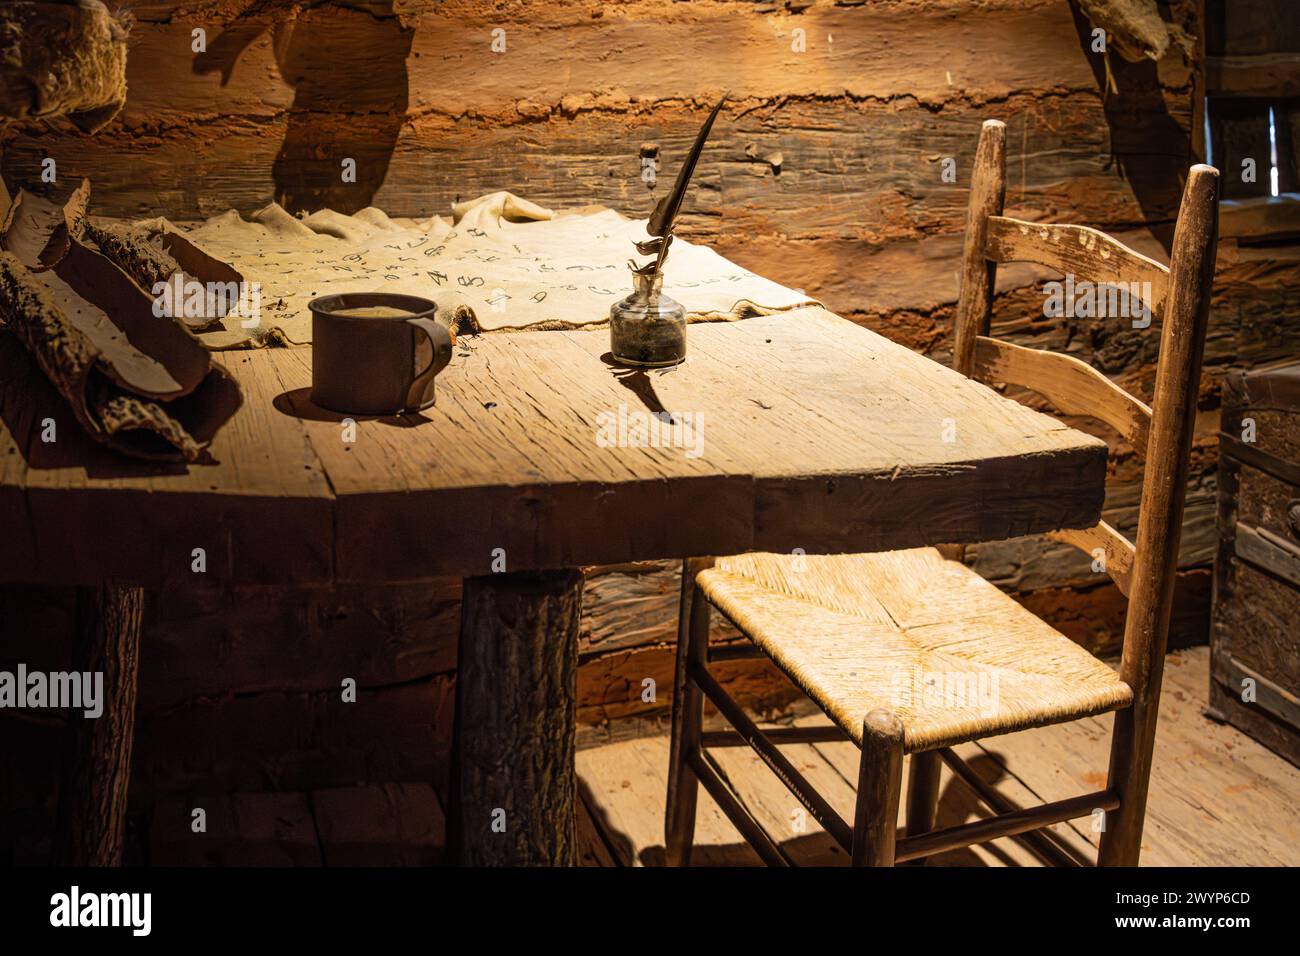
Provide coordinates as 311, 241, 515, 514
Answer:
576, 647, 1300, 866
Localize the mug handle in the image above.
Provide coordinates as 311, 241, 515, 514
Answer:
403, 316, 455, 412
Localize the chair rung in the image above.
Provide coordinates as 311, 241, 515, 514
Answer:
707, 643, 765, 663
687, 748, 792, 867
701, 725, 850, 748
936, 748, 1088, 867
689, 660, 855, 853
895, 789, 1119, 863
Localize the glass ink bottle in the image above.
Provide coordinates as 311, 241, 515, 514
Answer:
609, 270, 687, 367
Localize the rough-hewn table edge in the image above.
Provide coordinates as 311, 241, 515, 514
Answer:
0, 310, 1112, 587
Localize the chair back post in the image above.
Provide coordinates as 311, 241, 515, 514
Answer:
1101, 164, 1219, 866
952, 119, 1007, 376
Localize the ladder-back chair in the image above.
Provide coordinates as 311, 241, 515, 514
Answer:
664, 119, 1220, 867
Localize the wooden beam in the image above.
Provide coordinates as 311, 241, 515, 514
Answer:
1206, 54, 1300, 99
1235, 522, 1300, 589
1213, 652, 1300, 737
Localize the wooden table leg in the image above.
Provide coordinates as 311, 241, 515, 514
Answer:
53, 585, 143, 866
451, 569, 582, 866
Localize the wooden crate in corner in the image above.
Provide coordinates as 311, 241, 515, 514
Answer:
1211, 361, 1300, 767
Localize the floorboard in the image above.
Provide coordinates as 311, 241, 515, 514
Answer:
576, 647, 1300, 866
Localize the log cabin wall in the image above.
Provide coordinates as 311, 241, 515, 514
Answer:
3, 0, 1299, 857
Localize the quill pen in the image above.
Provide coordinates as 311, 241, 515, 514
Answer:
632, 92, 729, 281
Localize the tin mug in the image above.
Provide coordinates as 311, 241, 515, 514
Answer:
309, 292, 453, 416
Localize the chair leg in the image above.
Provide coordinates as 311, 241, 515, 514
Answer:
664, 557, 713, 867
1097, 704, 1155, 866
851, 709, 905, 866
905, 750, 942, 837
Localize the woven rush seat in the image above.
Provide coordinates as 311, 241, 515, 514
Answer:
697, 548, 1134, 753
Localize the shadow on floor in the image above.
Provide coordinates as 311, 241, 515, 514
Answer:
578, 746, 1093, 867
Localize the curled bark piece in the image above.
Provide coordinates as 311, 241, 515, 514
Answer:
96, 393, 203, 461
82, 220, 237, 333
1076, 0, 1171, 63
0, 1, 129, 133
81, 220, 182, 295
0, 181, 90, 269
29, 258, 184, 397
136, 219, 247, 292
0, 250, 97, 406
0, 250, 242, 462
0, 180, 242, 461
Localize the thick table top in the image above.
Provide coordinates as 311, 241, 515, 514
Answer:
0, 307, 1108, 587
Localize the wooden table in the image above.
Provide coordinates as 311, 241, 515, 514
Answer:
0, 305, 1109, 865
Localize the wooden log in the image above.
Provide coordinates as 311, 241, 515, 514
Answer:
1, 0, 1194, 233
148, 791, 321, 867
53, 585, 143, 866
311, 783, 446, 867
451, 569, 583, 867
129, 675, 456, 801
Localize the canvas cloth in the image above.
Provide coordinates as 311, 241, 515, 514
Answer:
143, 191, 817, 349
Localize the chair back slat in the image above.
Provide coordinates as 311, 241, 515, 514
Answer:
1046, 523, 1137, 598
971, 335, 1152, 452
985, 215, 1170, 316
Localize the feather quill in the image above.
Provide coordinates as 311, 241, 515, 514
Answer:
633, 92, 728, 280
